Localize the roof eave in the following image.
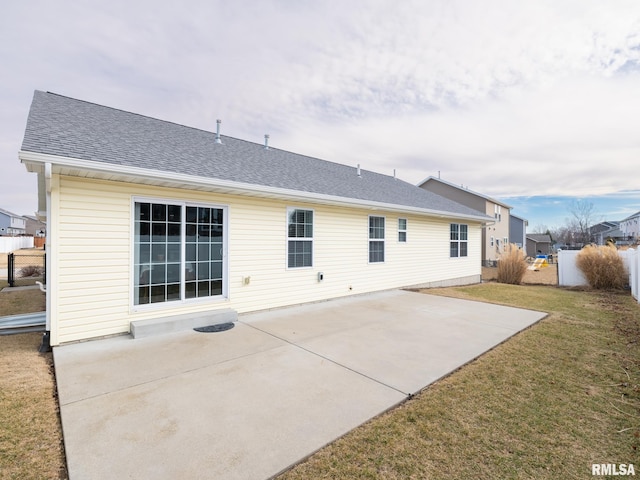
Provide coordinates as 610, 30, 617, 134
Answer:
20, 151, 491, 223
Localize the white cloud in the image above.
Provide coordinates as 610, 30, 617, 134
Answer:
1, 0, 640, 217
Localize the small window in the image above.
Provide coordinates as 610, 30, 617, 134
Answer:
369, 216, 385, 263
450, 223, 468, 257
287, 208, 313, 268
490, 236, 494, 247
494, 205, 502, 222
398, 218, 407, 243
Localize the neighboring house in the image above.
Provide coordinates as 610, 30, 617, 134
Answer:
0, 208, 26, 236
417, 177, 511, 266
620, 211, 640, 245
509, 214, 528, 255
23, 214, 46, 237
19, 91, 492, 346
526, 234, 552, 256
589, 221, 625, 246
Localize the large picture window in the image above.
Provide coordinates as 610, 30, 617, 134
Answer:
369, 216, 385, 263
287, 208, 313, 268
450, 223, 468, 257
134, 200, 225, 306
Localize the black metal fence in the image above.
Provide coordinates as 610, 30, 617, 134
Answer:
7, 253, 46, 287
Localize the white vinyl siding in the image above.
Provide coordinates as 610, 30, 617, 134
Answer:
50, 176, 482, 345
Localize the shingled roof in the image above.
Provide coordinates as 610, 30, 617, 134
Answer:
20, 91, 490, 221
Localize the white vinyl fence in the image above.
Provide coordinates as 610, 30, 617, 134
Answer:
558, 248, 640, 303
0, 236, 34, 253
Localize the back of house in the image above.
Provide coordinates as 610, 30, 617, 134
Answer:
20, 91, 491, 345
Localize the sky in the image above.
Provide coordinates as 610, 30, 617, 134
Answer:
1, 0, 640, 231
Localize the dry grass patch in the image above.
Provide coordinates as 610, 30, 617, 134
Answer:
0, 281, 45, 316
280, 285, 640, 479
0, 333, 67, 479
484, 263, 558, 286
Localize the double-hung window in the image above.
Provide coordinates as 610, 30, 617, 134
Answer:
398, 218, 407, 243
287, 208, 313, 268
369, 216, 385, 263
450, 223, 468, 257
133, 200, 226, 306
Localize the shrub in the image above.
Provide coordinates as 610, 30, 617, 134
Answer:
19, 265, 43, 278
497, 244, 528, 285
576, 244, 627, 290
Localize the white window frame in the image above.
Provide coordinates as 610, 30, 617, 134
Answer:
131, 197, 229, 312
286, 207, 314, 269
369, 215, 385, 263
398, 218, 407, 243
450, 223, 468, 258
495, 204, 502, 222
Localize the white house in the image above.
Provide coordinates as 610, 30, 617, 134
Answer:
620, 211, 640, 245
0, 208, 26, 236
20, 91, 492, 346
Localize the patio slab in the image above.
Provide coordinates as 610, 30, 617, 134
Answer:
54, 289, 547, 479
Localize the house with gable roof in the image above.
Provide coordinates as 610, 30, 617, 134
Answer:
526, 234, 552, 256
620, 211, 640, 245
417, 176, 512, 265
589, 221, 625, 246
0, 208, 26, 236
20, 91, 491, 346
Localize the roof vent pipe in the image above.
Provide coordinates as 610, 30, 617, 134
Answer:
264, 134, 269, 150
393, 169, 396, 180
215, 119, 222, 144
357, 164, 361, 177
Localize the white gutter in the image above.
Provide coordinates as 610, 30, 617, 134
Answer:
20, 151, 492, 223
44, 162, 51, 332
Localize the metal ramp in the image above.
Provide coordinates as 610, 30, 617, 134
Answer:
0, 312, 46, 335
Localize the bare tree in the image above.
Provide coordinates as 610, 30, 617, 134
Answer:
567, 199, 597, 246
532, 224, 549, 234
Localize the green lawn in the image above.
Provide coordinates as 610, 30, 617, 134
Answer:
280, 284, 640, 479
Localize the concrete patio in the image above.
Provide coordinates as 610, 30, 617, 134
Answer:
53, 289, 546, 479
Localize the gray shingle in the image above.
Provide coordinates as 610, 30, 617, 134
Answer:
21, 91, 489, 219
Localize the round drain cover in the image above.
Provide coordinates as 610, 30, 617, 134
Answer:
194, 322, 235, 333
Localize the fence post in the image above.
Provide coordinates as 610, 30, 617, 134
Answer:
7, 253, 14, 287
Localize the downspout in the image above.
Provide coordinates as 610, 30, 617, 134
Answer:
39, 163, 52, 352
